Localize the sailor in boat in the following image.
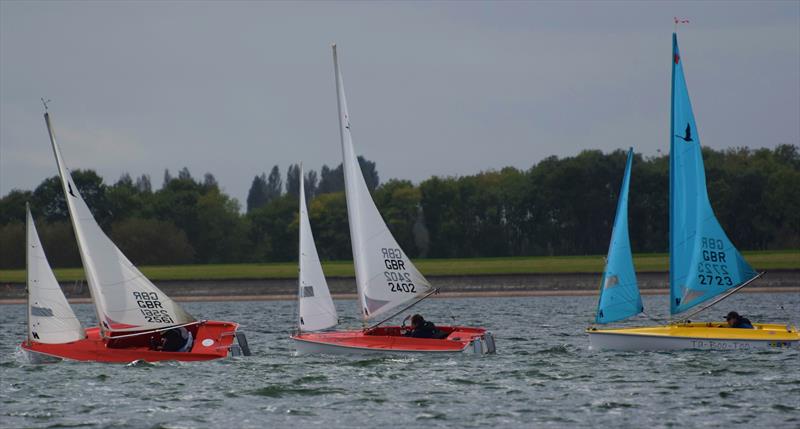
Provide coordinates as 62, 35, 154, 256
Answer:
155, 326, 194, 352
404, 315, 446, 339
725, 312, 754, 329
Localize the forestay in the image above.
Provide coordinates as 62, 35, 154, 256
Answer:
669, 34, 757, 315
26, 205, 85, 344
45, 112, 195, 334
595, 148, 643, 324
298, 166, 338, 331
333, 45, 432, 320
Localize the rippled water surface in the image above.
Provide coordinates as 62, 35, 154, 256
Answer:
1, 293, 799, 428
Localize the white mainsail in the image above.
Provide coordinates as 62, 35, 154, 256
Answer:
333, 45, 432, 321
45, 112, 194, 334
298, 166, 338, 331
26, 204, 85, 344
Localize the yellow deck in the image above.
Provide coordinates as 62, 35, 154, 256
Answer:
588, 322, 800, 341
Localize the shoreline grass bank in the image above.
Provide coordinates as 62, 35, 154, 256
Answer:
1, 286, 798, 305
0, 250, 797, 283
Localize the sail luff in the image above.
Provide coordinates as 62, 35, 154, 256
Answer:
594, 148, 642, 324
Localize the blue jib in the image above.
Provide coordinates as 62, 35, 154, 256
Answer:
595, 148, 643, 324
669, 33, 757, 315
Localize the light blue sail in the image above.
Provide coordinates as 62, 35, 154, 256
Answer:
595, 148, 642, 324
669, 33, 757, 315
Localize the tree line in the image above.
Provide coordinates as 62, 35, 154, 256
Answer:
0, 145, 797, 269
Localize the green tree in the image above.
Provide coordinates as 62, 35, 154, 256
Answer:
31, 170, 112, 229
304, 169, 318, 201
246, 173, 269, 213
194, 189, 247, 263
246, 194, 298, 262
110, 218, 194, 265
0, 190, 32, 225
286, 164, 301, 198
308, 192, 351, 260
374, 180, 422, 256
265, 165, 283, 203
0, 222, 24, 269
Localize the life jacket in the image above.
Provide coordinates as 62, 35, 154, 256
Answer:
409, 321, 439, 339
732, 317, 754, 329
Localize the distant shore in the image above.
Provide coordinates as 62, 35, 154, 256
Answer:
1, 286, 797, 305
3, 269, 797, 305
1, 251, 797, 283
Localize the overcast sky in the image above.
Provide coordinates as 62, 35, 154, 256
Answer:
1, 1, 798, 206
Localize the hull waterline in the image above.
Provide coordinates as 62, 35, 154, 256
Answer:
587, 322, 799, 351
292, 325, 495, 355
20, 321, 247, 363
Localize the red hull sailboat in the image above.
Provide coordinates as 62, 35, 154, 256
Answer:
22, 323, 240, 363
20, 110, 249, 363
290, 46, 494, 355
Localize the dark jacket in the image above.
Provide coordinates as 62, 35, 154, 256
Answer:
405, 321, 439, 339
731, 317, 754, 329
161, 329, 187, 351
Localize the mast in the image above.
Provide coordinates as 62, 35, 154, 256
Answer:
43, 111, 105, 335
669, 32, 677, 313
25, 203, 32, 346
332, 43, 367, 322
297, 163, 304, 331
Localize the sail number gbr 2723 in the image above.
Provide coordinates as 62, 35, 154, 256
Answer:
133, 291, 175, 324
382, 248, 415, 293
697, 237, 733, 287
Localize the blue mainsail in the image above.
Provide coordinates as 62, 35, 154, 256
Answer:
669, 33, 757, 315
595, 148, 642, 324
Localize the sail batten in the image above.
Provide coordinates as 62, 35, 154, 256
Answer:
668, 33, 757, 315
595, 148, 642, 324
333, 45, 432, 321
45, 112, 195, 333
298, 166, 338, 331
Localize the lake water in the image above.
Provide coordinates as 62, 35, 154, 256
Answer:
1, 293, 798, 428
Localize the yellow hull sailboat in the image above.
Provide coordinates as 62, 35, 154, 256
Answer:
589, 323, 799, 351
587, 34, 799, 351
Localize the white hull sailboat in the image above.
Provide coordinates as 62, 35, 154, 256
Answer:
290, 45, 495, 355
587, 34, 799, 351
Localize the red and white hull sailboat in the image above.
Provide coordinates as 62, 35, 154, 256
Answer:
20, 111, 249, 363
290, 46, 495, 355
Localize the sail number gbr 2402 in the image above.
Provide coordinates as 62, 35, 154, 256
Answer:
382, 248, 415, 293
697, 237, 733, 287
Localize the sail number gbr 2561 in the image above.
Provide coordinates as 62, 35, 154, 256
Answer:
133, 291, 174, 324
382, 248, 415, 293
697, 237, 732, 287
